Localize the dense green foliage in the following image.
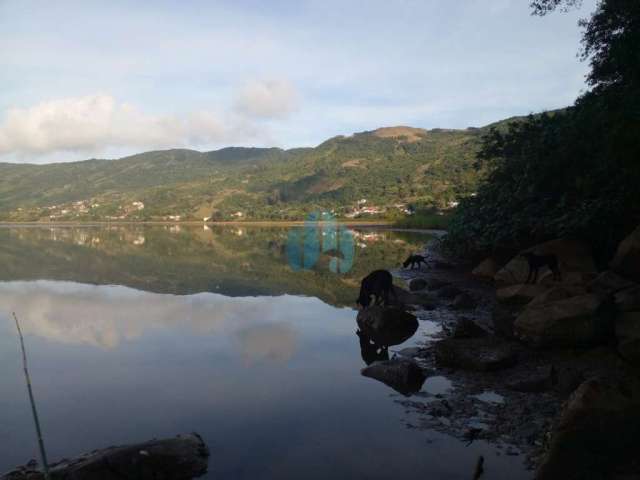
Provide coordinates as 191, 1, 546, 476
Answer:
446, 0, 640, 264
0, 126, 487, 222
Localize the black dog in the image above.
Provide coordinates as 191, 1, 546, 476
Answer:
403, 254, 426, 270
521, 252, 561, 284
356, 269, 397, 308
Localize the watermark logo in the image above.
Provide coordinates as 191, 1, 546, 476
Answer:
286, 212, 354, 273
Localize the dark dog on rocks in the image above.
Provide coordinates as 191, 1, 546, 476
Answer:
402, 254, 426, 270
356, 270, 397, 307
521, 252, 561, 284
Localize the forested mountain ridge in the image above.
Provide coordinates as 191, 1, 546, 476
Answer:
0, 120, 516, 222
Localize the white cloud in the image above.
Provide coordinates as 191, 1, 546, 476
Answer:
235, 79, 299, 119
0, 84, 299, 159
0, 281, 308, 349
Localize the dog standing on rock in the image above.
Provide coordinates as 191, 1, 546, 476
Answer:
521, 252, 561, 284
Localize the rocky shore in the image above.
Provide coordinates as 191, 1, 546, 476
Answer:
378, 226, 640, 479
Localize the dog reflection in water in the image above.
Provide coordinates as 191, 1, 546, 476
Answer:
356, 329, 389, 365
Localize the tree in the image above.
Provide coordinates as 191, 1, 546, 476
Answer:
445, 0, 640, 264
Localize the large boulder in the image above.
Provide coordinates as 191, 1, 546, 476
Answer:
471, 257, 499, 279
506, 365, 556, 393
495, 238, 596, 286
616, 312, 640, 367
528, 285, 588, 306
361, 358, 426, 396
407, 278, 427, 291
610, 225, 640, 282
451, 292, 477, 310
589, 270, 636, 295
497, 284, 547, 305
2, 434, 210, 480
452, 317, 488, 338
536, 377, 640, 480
391, 285, 432, 308
434, 337, 518, 371
425, 278, 451, 290
615, 285, 640, 312
514, 293, 614, 348
356, 306, 418, 347
435, 284, 463, 299
492, 304, 518, 338
539, 271, 597, 287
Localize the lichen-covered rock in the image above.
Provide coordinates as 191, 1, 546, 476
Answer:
361, 358, 426, 396
536, 377, 640, 480
495, 238, 596, 286
514, 293, 614, 348
434, 337, 518, 371
610, 225, 640, 282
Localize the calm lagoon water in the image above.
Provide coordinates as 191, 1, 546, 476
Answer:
0, 225, 527, 479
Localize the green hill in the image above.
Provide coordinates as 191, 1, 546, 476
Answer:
0, 123, 503, 222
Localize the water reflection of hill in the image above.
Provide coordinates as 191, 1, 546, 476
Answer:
0, 226, 431, 307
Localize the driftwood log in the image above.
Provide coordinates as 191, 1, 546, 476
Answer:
2, 433, 209, 480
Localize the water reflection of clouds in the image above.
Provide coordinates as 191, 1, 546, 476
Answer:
236, 323, 297, 365
0, 281, 314, 351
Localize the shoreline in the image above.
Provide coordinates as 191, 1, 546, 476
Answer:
0, 220, 447, 236
0, 220, 393, 227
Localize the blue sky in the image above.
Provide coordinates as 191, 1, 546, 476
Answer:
0, 0, 597, 164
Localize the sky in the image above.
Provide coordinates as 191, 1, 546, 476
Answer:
0, 0, 597, 164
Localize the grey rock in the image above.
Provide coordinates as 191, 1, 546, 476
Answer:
589, 270, 636, 295
497, 284, 548, 305
492, 303, 518, 339
361, 358, 426, 396
529, 285, 588, 307
436, 285, 463, 299
407, 278, 428, 291
452, 317, 488, 339
434, 337, 519, 371
426, 278, 451, 290
615, 285, 640, 312
472, 257, 499, 279
611, 225, 640, 282
2, 434, 209, 480
616, 312, 640, 367
451, 292, 477, 310
495, 238, 596, 286
536, 377, 640, 480
514, 293, 615, 348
